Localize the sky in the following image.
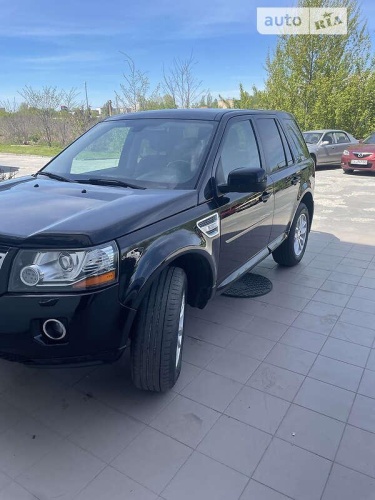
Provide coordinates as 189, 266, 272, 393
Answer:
1, 0, 375, 108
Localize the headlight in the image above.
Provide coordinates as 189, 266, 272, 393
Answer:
9, 241, 118, 292
343, 150, 350, 156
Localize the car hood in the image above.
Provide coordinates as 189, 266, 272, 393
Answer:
345, 143, 375, 153
0, 177, 198, 247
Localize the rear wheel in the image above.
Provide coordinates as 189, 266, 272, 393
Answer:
131, 266, 187, 392
272, 203, 310, 267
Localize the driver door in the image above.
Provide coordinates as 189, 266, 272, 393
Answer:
216, 118, 274, 285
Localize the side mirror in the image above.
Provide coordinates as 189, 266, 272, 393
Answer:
320, 140, 330, 146
218, 167, 267, 193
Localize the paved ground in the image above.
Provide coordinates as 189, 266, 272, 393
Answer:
0, 159, 374, 499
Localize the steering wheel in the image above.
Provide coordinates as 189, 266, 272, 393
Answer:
164, 160, 192, 182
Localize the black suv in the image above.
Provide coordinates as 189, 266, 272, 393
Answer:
0, 109, 314, 391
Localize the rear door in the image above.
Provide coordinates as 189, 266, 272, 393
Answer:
254, 116, 303, 245
319, 131, 339, 164
334, 131, 352, 159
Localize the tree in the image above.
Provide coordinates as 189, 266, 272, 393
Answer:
18, 86, 79, 146
163, 53, 205, 108
115, 54, 152, 112
250, 0, 373, 135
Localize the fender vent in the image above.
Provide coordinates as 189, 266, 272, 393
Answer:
197, 213, 220, 238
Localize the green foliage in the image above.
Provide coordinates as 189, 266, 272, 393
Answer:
243, 0, 374, 137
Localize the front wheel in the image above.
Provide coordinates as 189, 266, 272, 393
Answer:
343, 169, 354, 174
131, 266, 187, 392
272, 203, 310, 267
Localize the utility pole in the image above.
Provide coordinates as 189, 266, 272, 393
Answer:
84, 81, 91, 117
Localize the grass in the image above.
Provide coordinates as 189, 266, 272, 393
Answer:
0, 144, 62, 157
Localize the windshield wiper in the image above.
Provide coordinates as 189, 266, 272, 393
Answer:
35, 171, 72, 182
76, 178, 145, 190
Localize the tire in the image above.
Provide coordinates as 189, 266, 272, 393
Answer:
343, 169, 353, 174
131, 266, 187, 392
272, 203, 310, 267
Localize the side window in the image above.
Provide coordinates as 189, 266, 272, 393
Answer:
218, 120, 261, 184
322, 132, 335, 145
277, 122, 294, 166
284, 119, 309, 161
256, 118, 286, 173
335, 131, 350, 144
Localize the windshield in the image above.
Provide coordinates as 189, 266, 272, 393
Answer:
303, 132, 323, 144
41, 119, 216, 190
363, 133, 375, 144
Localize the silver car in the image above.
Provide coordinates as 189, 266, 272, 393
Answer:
303, 129, 358, 167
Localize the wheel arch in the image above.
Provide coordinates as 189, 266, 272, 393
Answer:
300, 191, 314, 229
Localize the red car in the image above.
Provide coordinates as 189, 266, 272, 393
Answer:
342, 132, 375, 173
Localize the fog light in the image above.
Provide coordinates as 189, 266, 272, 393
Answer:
20, 265, 41, 286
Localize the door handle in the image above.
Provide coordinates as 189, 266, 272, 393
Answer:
291, 176, 300, 185
261, 191, 272, 203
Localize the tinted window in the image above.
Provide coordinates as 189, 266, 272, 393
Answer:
335, 131, 350, 144
256, 118, 286, 172
217, 120, 261, 183
364, 133, 375, 144
322, 132, 335, 144
277, 122, 294, 165
286, 120, 309, 160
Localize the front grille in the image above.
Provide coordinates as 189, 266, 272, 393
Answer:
353, 152, 373, 158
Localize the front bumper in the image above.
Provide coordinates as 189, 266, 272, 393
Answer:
0, 285, 136, 365
342, 159, 375, 171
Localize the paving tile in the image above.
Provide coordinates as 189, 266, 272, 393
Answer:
280, 327, 326, 353
150, 395, 220, 448
366, 349, 375, 371
241, 316, 288, 341
162, 451, 248, 500
276, 404, 344, 460
340, 257, 369, 269
18, 440, 105, 500
0, 415, 62, 479
265, 343, 316, 375
320, 280, 356, 295
181, 370, 242, 412
253, 438, 331, 500
68, 404, 145, 463
321, 338, 370, 367
297, 266, 332, 279
358, 369, 375, 399
330, 321, 375, 347
226, 299, 299, 326
335, 264, 365, 277
269, 280, 318, 300
247, 363, 304, 401
185, 316, 239, 348
340, 308, 375, 331
172, 362, 201, 393
0, 482, 38, 500
253, 290, 310, 312
348, 394, 375, 433
187, 302, 254, 331
353, 286, 375, 302
76, 466, 157, 500
313, 290, 350, 307
225, 386, 290, 434
303, 300, 343, 320
290, 273, 327, 289
197, 415, 271, 476
322, 463, 375, 500
0, 472, 11, 493
347, 251, 374, 261
206, 350, 260, 384
346, 296, 375, 315
112, 427, 191, 494
336, 425, 375, 478
0, 396, 24, 434
183, 337, 224, 368
240, 480, 290, 500
309, 355, 363, 392
292, 312, 336, 335
32, 387, 103, 437
294, 378, 355, 421
328, 271, 361, 286
358, 276, 375, 289
228, 333, 276, 361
